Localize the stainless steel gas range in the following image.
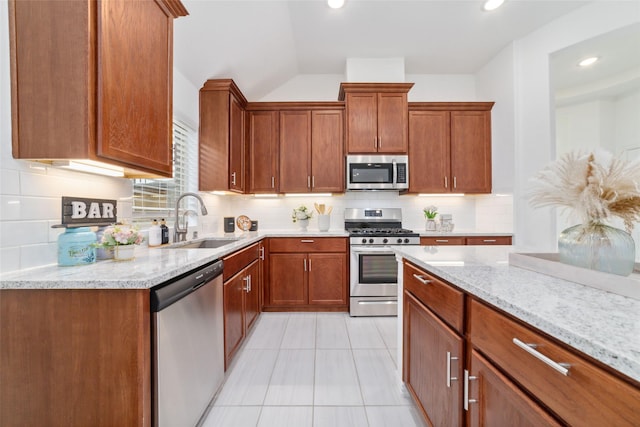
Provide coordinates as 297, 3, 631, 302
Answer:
345, 208, 419, 316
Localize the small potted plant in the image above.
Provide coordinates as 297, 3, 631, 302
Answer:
423, 206, 438, 231
292, 205, 313, 231
96, 223, 144, 261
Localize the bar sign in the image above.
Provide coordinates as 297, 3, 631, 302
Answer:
61, 196, 118, 227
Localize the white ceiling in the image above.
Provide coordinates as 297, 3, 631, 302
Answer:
174, 0, 591, 100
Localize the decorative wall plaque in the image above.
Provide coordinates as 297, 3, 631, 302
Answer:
58, 196, 118, 228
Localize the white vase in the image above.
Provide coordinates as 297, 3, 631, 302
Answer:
298, 219, 309, 231
113, 245, 135, 261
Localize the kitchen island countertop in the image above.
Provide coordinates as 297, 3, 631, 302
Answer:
0, 230, 348, 290
394, 245, 640, 384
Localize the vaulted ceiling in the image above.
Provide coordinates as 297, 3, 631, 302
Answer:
173, 0, 590, 100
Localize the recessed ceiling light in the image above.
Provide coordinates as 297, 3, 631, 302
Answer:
578, 56, 599, 67
483, 0, 505, 11
328, 0, 344, 9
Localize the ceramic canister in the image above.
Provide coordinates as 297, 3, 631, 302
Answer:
58, 227, 97, 266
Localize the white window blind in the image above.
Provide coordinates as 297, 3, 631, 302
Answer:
132, 120, 198, 225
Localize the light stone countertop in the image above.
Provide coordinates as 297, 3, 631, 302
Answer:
394, 245, 640, 384
0, 230, 348, 290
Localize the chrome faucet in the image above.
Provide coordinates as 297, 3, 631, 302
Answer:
174, 192, 208, 242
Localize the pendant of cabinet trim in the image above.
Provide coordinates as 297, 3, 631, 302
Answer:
199, 79, 248, 192
408, 102, 494, 194
9, 0, 187, 178
339, 83, 414, 154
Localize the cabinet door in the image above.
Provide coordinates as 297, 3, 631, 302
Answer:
467, 350, 561, 427
244, 260, 261, 331
404, 291, 463, 427
308, 253, 347, 305
98, 0, 174, 175
249, 110, 279, 193
228, 94, 245, 192
377, 92, 408, 153
279, 111, 311, 192
408, 111, 451, 193
311, 110, 344, 192
224, 273, 245, 368
345, 93, 378, 153
269, 253, 307, 305
450, 111, 491, 193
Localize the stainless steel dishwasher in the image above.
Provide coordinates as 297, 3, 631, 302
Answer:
151, 259, 224, 427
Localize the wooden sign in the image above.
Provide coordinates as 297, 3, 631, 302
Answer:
60, 196, 118, 227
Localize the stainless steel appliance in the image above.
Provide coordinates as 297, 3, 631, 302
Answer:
151, 259, 224, 427
346, 154, 409, 191
346, 208, 419, 316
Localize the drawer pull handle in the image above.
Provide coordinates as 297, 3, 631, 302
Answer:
412, 274, 432, 285
300, 239, 315, 243
463, 369, 477, 411
435, 239, 449, 243
483, 239, 497, 243
513, 338, 570, 376
446, 351, 459, 388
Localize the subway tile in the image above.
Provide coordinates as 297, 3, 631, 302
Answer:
0, 169, 20, 194
20, 243, 57, 269
0, 220, 50, 246
0, 246, 21, 273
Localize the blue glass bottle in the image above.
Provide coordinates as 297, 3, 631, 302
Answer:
58, 227, 97, 266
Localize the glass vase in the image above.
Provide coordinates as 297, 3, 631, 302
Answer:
558, 222, 635, 276
425, 219, 436, 231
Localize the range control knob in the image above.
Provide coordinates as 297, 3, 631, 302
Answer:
362, 238, 367, 244
382, 238, 388, 244
404, 238, 410, 244
369, 238, 374, 244
397, 238, 403, 244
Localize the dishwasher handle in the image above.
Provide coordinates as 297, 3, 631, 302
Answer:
151, 259, 224, 312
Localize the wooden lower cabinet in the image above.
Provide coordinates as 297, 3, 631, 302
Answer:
222, 242, 261, 368
0, 289, 151, 427
404, 291, 463, 427
420, 235, 512, 246
467, 350, 561, 427
403, 259, 640, 427
266, 237, 348, 311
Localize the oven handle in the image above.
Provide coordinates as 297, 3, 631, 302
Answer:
351, 247, 395, 254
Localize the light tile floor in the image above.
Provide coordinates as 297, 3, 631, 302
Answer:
200, 312, 427, 427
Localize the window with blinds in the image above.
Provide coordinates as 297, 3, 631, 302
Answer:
132, 120, 198, 225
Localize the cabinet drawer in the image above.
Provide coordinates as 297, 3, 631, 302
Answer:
269, 237, 347, 253
223, 242, 260, 281
469, 299, 640, 426
420, 236, 465, 246
403, 261, 464, 333
466, 236, 512, 245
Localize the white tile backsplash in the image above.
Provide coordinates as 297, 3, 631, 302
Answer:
0, 158, 514, 273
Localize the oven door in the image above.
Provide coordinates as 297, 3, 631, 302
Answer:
350, 246, 398, 297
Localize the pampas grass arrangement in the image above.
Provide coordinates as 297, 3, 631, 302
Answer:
529, 150, 640, 232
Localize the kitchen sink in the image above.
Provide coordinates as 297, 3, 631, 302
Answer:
165, 238, 239, 249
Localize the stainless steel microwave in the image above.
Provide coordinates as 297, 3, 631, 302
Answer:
346, 155, 409, 190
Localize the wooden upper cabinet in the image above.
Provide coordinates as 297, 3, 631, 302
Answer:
248, 110, 279, 193
199, 79, 247, 192
450, 110, 492, 193
311, 110, 344, 192
279, 110, 312, 193
9, 0, 187, 178
277, 106, 344, 193
408, 111, 451, 192
408, 103, 493, 194
339, 83, 413, 154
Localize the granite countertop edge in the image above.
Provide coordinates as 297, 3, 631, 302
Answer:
395, 246, 640, 385
0, 230, 348, 290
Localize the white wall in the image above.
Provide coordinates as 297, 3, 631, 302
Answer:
493, 1, 640, 254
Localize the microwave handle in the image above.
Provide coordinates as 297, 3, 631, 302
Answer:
392, 159, 397, 188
